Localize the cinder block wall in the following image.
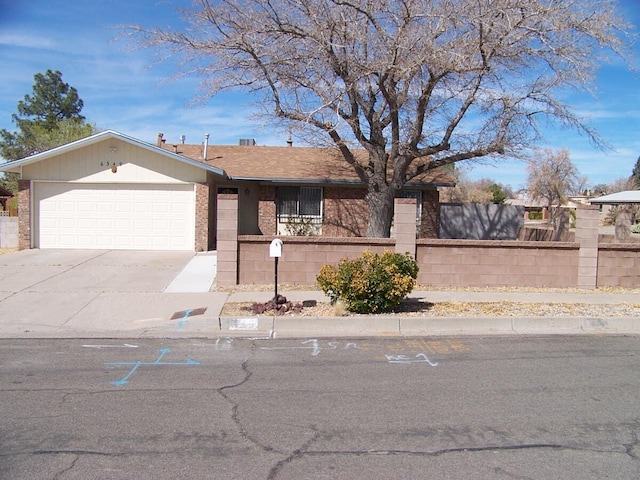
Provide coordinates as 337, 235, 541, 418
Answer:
415, 240, 579, 287
216, 193, 239, 285
0, 217, 18, 248
394, 198, 417, 256
597, 244, 640, 287
223, 193, 640, 288
238, 236, 393, 284
236, 237, 582, 287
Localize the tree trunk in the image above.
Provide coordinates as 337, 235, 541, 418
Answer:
365, 187, 395, 238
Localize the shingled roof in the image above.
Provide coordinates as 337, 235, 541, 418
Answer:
163, 140, 455, 187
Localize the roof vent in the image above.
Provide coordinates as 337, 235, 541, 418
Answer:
203, 134, 209, 160
239, 138, 256, 146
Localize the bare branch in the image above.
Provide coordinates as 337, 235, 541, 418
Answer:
119, 0, 635, 236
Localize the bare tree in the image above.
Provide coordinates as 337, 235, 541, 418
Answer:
123, 0, 633, 237
440, 168, 513, 204
526, 148, 581, 224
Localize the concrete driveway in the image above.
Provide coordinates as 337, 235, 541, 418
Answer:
0, 250, 226, 338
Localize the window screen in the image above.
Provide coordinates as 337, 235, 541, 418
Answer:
277, 187, 298, 216
299, 187, 322, 216
277, 186, 322, 217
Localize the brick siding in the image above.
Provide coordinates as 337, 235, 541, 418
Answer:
323, 186, 368, 237
258, 186, 276, 235
257, 184, 440, 239
18, 180, 30, 250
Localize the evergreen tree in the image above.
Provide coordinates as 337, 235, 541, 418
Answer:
0, 70, 94, 163
632, 156, 640, 188
0, 70, 95, 193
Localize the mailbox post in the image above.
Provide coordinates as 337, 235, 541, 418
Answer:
269, 239, 283, 302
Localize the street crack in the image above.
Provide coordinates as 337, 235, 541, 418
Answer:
216, 342, 279, 454
267, 425, 320, 480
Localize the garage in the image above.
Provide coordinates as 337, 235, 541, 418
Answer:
34, 182, 195, 250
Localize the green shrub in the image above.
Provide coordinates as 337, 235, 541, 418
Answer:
316, 250, 419, 314
632, 223, 640, 234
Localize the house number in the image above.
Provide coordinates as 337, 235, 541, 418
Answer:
100, 161, 123, 166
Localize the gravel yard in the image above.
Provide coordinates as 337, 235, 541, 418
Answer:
221, 300, 640, 318
220, 284, 640, 318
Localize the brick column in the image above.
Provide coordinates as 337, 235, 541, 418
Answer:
194, 183, 209, 252
18, 180, 31, 250
216, 193, 238, 286
394, 197, 417, 257
575, 206, 600, 289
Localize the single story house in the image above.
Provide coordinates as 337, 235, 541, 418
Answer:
589, 190, 640, 206
0, 185, 12, 212
0, 130, 454, 251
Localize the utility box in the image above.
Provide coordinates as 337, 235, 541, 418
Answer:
269, 238, 283, 258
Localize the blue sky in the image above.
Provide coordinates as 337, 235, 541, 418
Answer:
0, 0, 638, 191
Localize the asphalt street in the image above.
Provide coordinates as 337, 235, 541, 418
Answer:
1, 335, 639, 479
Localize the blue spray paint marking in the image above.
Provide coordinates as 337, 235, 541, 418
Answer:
177, 309, 193, 331
105, 348, 200, 386
170, 307, 207, 331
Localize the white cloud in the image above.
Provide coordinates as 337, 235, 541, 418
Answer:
0, 32, 56, 49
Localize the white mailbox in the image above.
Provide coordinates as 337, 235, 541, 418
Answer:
269, 238, 283, 258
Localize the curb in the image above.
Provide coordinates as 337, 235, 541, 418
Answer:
219, 315, 640, 338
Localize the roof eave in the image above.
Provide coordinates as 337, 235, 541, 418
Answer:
229, 176, 454, 187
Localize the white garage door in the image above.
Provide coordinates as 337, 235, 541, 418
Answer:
35, 183, 195, 250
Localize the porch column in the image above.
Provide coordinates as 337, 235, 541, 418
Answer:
194, 182, 209, 252
394, 197, 416, 257
216, 192, 238, 286
575, 206, 600, 289
18, 180, 31, 250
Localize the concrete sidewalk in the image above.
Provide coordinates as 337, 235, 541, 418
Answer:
0, 249, 638, 339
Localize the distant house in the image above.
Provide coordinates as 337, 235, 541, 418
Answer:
0, 130, 454, 251
0, 185, 12, 213
506, 192, 548, 220
590, 190, 640, 224
589, 190, 640, 206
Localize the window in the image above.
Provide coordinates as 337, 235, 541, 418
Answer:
277, 187, 322, 218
